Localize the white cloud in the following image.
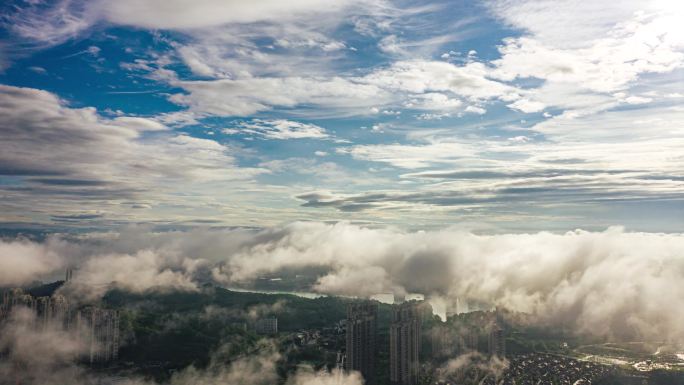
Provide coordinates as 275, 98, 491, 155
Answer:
169, 77, 390, 117
378, 34, 403, 54
506, 98, 545, 113
3, 0, 684, 230
6, 0, 372, 41
219, 223, 684, 341
623, 95, 653, 105
167, 59, 520, 118
404, 93, 462, 111
324, 98, 684, 218
28, 66, 47, 74
486, 0, 671, 49
531, 103, 684, 142
112, 116, 169, 131
0, 309, 91, 384
313, 266, 391, 296
276, 37, 346, 52
339, 140, 477, 169
0, 85, 253, 181
101, 0, 367, 30
140, 1, 684, 123
488, 1, 684, 119
61, 250, 200, 301
0, 239, 64, 286
224, 119, 329, 140
3, 223, 684, 342
363, 60, 515, 101
170, 23, 356, 81
464, 105, 487, 115
7, 0, 97, 48
0, 85, 265, 225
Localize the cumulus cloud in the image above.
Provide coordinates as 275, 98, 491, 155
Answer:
0, 85, 251, 181
273, 224, 684, 341
168, 76, 390, 117
313, 266, 391, 296
486, 0, 679, 49
5, 222, 682, 342
362, 60, 515, 102
0, 84, 265, 225
488, 1, 684, 118
0, 238, 65, 286
3, 0, 388, 92
168, 58, 522, 118
212, 223, 684, 342
108, 1, 683, 121
60, 250, 201, 301
5, 0, 683, 124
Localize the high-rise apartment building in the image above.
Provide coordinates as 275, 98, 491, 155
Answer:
75, 307, 121, 364
390, 301, 422, 385
1, 288, 119, 364
345, 302, 377, 384
51, 294, 70, 328
430, 324, 454, 359
459, 326, 479, 353
1, 288, 36, 317
488, 326, 505, 358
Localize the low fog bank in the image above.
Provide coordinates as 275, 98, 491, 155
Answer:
0, 309, 362, 385
1, 222, 683, 342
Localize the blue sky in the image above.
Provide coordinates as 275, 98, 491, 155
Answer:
0, 0, 683, 232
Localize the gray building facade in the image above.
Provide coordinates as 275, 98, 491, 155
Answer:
345, 302, 377, 384
390, 301, 422, 385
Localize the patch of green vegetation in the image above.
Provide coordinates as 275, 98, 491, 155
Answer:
102, 287, 396, 381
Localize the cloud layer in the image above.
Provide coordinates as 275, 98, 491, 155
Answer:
3, 222, 684, 342
1, 1, 683, 229
0, 84, 271, 227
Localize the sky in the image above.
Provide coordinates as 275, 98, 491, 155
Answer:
0, 0, 683, 233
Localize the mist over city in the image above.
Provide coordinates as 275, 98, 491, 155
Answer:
0, 1, 683, 384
